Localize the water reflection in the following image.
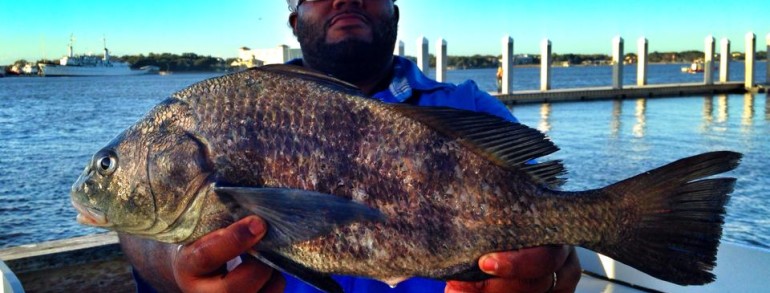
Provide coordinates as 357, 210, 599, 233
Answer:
717, 94, 729, 124
766, 93, 770, 121
610, 99, 622, 137
538, 102, 552, 133
742, 93, 754, 133
633, 98, 647, 138
702, 95, 714, 131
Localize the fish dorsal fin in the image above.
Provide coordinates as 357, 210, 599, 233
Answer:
256, 64, 363, 95
390, 105, 566, 188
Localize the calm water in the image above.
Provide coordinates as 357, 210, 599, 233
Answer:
0, 62, 768, 249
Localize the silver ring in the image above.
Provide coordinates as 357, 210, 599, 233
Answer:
547, 272, 557, 293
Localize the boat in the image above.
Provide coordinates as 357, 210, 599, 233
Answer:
680, 59, 716, 74
1, 233, 768, 292
37, 36, 157, 77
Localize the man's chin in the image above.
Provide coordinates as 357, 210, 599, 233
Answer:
326, 30, 373, 44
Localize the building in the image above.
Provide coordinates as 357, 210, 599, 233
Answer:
514, 54, 535, 65
232, 45, 303, 69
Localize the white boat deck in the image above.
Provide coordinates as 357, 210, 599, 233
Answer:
2, 240, 768, 292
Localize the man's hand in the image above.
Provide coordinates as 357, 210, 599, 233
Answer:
444, 246, 581, 293
121, 215, 285, 293
172, 215, 285, 293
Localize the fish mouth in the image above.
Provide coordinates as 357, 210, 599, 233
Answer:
72, 199, 111, 227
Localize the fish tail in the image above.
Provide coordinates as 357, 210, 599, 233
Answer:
587, 151, 741, 285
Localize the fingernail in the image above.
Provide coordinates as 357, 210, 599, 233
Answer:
247, 217, 265, 237
480, 256, 498, 273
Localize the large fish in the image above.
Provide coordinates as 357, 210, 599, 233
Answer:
71, 65, 741, 292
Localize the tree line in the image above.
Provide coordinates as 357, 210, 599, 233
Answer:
119, 53, 235, 72
5, 51, 767, 73
408, 51, 767, 69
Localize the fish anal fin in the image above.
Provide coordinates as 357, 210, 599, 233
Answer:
378, 276, 411, 288
250, 250, 342, 293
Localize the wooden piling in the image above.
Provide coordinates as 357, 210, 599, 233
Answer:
540, 39, 551, 91
501, 36, 514, 94
436, 38, 447, 82
637, 37, 648, 86
766, 33, 770, 85
612, 36, 624, 90
720, 38, 731, 83
704, 36, 715, 85
417, 36, 429, 73
745, 32, 755, 89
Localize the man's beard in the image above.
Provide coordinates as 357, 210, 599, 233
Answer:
295, 14, 398, 83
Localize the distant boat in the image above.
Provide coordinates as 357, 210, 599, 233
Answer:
38, 36, 157, 77
680, 59, 715, 74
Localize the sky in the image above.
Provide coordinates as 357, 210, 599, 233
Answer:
1, 0, 769, 65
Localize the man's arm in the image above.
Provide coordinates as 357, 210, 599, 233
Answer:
119, 216, 285, 293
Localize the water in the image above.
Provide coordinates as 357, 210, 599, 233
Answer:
0, 62, 768, 250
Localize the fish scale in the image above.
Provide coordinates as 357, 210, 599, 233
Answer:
71, 64, 741, 292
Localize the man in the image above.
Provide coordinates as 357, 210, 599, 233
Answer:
120, 0, 582, 292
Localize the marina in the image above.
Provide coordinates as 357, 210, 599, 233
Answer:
1, 33, 769, 292
1, 66, 769, 291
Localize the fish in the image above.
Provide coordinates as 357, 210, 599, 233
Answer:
70, 64, 741, 292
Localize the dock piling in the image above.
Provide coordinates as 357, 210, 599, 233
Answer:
637, 37, 648, 86
745, 32, 755, 90
612, 36, 624, 89
397, 40, 404, 57
436, 38, 447, 82
540, 39, 552, 91
704, 36, 715, 85
417, 36, 429, 73
501, 36, 514, 94
720, 38, 731, 83
766, 33, 769, 85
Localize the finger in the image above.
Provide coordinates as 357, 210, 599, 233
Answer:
479, 245, 570, 279
552, 247, 581, 293
447, 275, 554, 293
223, 255, 275, 292
176, 216, 267, 277
259, 268, 287, 293
445, 280, 482, 293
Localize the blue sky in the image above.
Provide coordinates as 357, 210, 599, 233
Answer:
1, 0, 768, 65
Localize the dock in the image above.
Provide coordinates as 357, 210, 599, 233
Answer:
491, 81, 760, 105
407, 32, 769, 104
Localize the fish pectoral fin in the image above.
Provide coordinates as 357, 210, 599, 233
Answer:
249, 250, 343, 293
215, 186, 385, 247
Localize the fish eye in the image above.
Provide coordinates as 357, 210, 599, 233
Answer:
94, 151, 119, 175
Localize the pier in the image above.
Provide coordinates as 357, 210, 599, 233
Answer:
408, 32, 770, 105
494, 81, 751, 104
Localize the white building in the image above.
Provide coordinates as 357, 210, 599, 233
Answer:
234, 45, 303, 68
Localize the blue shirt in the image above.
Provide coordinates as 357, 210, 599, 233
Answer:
134, 56, 519, 293
282, 56, 518, 292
